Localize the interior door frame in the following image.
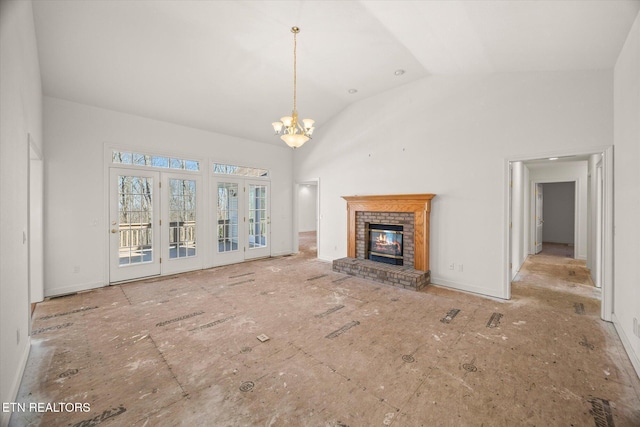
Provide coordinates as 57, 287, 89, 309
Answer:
595, 160, 604, 288
293, 178, 321, 258
504, 146, 613, 322
534, 183, 544, 254
530, 180, 578, 257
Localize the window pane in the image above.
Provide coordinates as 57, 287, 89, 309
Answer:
168, 178, 196, 259
185, 160, 199, 171
170, 158, 184, 169
118, 175, 153, 265
213, 163, 269, 177
217, 182, 239, 252
112, 150, 198, 171
113, 152, 132, 164
248, 184, 267, 249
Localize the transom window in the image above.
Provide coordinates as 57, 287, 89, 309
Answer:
113, 151, 199, 171
212, 163, 269, 178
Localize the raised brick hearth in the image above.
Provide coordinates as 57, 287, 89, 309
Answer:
333, 194, 435, 291
333, 257, 431, 290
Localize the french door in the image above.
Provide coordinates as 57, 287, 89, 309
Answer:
109, 168, 161, 282
213, 178, 270, 266
109, 168, 202, 282
161, 173, 202, 275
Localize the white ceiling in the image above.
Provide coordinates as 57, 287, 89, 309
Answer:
32, 0, 640, 146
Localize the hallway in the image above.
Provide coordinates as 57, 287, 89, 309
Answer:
513, 243, 600, 300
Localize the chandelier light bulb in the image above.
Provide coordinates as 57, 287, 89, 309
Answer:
302, 119, 315, 129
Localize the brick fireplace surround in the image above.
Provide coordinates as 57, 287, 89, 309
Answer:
332, 194, 435, 291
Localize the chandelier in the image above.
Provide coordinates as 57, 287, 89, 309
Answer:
272, 27, 315, 149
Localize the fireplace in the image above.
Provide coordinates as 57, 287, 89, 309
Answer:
333, 194, 435, 291
367, 224, 403, 265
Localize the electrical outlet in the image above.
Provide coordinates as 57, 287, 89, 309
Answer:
448, 262, 455, 270
457, 264, 464, 272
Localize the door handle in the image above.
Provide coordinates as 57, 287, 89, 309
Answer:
111, 229, 118, 233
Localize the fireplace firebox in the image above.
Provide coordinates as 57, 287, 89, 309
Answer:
366, 223, 403, 265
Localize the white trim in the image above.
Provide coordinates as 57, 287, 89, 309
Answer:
293, 178, 320, 256
1, 337, 31, 427
612, 314, 640, 380
431, 277, 505, 301
504, 145, 613, 162
601, 146, 614, 322
292, 183, 299, 253
28, 132, 43, 160
504, 146, 614, 321
271, 250, 296, 257
110, 147, 202, 172
529, 178, 580, 256
44, 281, 107, 298
503, 158, 512, 299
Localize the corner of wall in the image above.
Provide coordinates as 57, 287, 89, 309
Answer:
0, 338, 31, 427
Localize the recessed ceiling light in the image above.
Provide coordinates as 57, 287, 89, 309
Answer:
549, 157, 559, 160
394, 69, 405, 76
348, 89, 358, 94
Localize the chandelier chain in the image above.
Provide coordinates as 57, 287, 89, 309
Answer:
292, 29, 297, 113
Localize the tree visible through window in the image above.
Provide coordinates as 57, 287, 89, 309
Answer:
113, 151, 199, 171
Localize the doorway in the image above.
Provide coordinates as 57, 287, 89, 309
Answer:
212, 177, 271, 266
295, 180, 319, 258
109, 167, 203, 283
536, 181, 576, 258
505, 147, 613, 321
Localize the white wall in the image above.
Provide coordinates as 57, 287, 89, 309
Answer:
298, 184, 317, 232
0, 1, 43, 425
541, 182, 575, 245
43, 97, 293, 297
613, 10, 640, 378
294, 70, 612, 298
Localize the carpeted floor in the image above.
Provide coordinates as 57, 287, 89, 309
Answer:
10, 233, 640, 426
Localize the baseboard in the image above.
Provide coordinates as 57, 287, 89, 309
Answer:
44, 280, 106, 298
612, 313, 640, 380
317, 255, 334, 263
1, 337, 31, 427
430, 276, 507, 300
271, 250, 295, 257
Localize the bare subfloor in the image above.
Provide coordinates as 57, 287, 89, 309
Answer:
11, 234, 640, 426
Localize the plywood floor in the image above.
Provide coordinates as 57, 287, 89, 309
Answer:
10, 232, 640, 426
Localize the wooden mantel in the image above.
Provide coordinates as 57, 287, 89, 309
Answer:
342, 194, 436, 272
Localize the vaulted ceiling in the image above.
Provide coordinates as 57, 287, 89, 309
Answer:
32, 0, 640, 146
